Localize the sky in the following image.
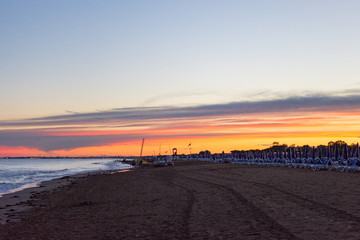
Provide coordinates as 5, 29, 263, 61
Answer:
1, 0, 360, 157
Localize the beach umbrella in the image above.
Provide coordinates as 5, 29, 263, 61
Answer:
356, 143, 359, 158
305, 147, 308, 159
343, 143, 348, 160
318, 146, 322, 159
327, 145, 331, 158
292, 148, 295, 159
298, 147, 302, 159
312, 146, 315, 160
335, 144, 339, 161
353, 143, 357, 158
285, 148, 291, 159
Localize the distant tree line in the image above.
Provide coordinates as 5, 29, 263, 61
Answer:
196, 140, 359, 160
228, 140, 359, 159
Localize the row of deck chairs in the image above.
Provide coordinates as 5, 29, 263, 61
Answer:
198, 156, 360, 172
230, 156, 360, 172
199, 143, 360, 172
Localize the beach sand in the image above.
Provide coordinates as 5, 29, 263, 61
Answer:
1, 160, 360, 239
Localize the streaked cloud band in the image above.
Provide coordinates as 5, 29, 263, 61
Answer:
0, 92, 359, 153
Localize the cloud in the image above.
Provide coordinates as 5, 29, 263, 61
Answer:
1, 92, 360, 128
65, 110, 79, 114
0, 130, 140, 151
140, 90, 219, 106
0, 91, 360, 152
259, 143, 273, 147
0, 129, 242, 151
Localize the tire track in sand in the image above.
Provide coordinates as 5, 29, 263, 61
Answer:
168, 181, 195, 239
202, 170, 360, 224
177, 174, 298, 239
147, 169, 195, 239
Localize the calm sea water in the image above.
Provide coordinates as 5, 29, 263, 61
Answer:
0, 158, 131, 196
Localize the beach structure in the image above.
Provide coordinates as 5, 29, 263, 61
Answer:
172, 148, 178, 161
132, 138, 150, 165
197, 142, 360, 172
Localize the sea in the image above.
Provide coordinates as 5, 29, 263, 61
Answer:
0, 158, 132, 197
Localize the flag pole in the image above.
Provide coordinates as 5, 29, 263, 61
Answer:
188, 142, 192, 159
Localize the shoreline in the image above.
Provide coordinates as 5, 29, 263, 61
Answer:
0, 168, 132, 224
0, 158, 134, 198
0, 182, 41, 198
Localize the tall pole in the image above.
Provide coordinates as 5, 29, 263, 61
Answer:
188, 143, 192, 159
140, 138, 145, 157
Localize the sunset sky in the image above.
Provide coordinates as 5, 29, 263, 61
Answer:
1, 1, 360, 157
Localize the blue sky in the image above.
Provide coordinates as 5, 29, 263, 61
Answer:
1, 1, 360, 156
1, 0, 360, 118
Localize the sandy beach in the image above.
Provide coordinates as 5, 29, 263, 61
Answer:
1, 160, 360, 239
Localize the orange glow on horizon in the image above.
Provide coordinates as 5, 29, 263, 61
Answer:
0, 146, 47, 157
0, 109, 359, 157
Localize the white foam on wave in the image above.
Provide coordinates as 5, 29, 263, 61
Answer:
0, 158, 132, 197
0, 182, 40, 197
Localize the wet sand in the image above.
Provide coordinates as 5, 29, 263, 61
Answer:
1, 160, 360, 239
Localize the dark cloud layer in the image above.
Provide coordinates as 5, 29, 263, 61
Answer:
1, 93, 360, 151
0, 130, 132, 151
0, 130, 234, 151
1, 94, 360, 128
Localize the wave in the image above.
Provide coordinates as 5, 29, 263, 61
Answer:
0, 158, 132, 196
